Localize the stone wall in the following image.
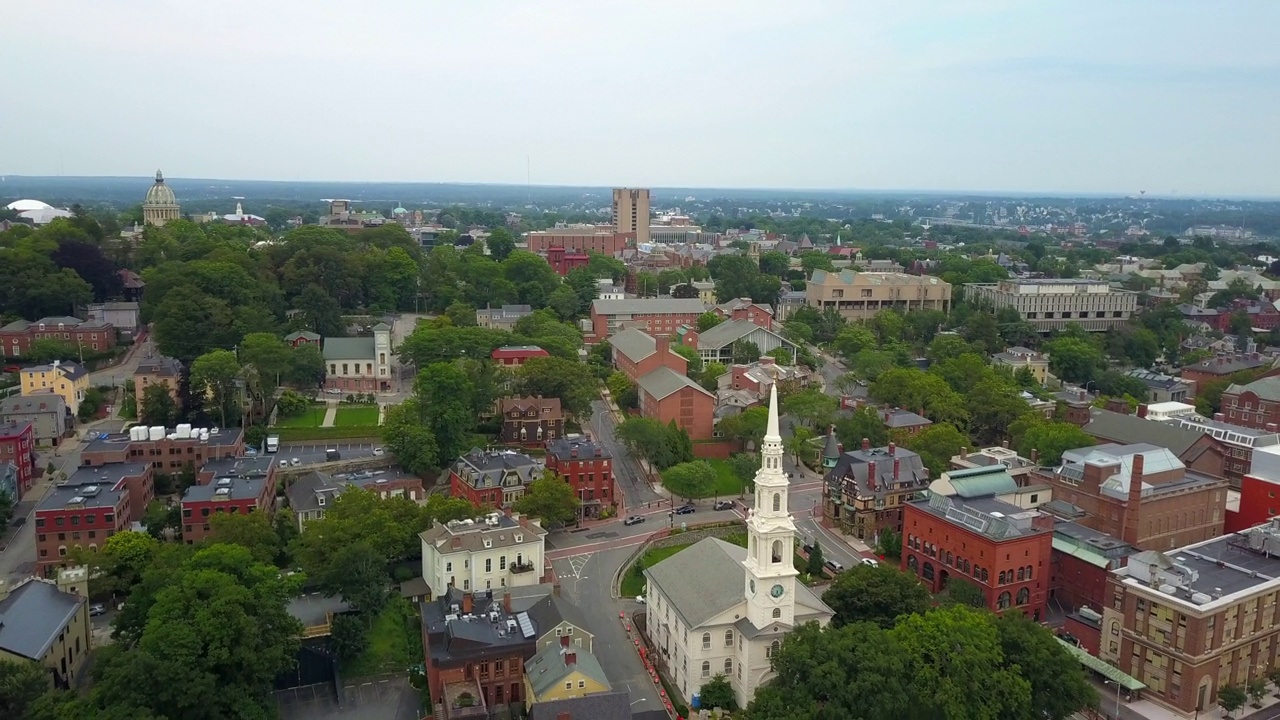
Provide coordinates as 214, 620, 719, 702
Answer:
612, 521, 743, 598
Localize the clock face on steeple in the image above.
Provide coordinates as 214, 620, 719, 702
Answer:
750, 579, 756, 595
771, 584, 785, 598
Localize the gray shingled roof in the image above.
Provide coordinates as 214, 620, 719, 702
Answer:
0, 579, 84, 661
607, 327, 657, 363
591, 298, 707, 316
1226, 376, 1280, 402
524, 593, 592, 641
322, 337, 375, 360
528, 691, 632, 720
645, 538, 746, 628
1082, 410, 1207, 456
635, 366, 713, 401
694, 319, 767, 349
525, 644, 610, 698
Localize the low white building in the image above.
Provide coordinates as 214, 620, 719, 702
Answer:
419, 512, 547, 596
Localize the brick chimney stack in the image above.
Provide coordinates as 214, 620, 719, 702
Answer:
960, 446, 968, 459
1031, 448, 1039, 464
893, 458, 900, 480
861, 437, 870, 452
1122, 452, 1146, 545
655, 334, 670, 357
564, 651, 577, 666
503, 592, 512, 613
888, 442, 896, 456
462, 593, 473, 614
1137, 403, 1149, 419
866, 461, 876, 490
561, 635, 570, 647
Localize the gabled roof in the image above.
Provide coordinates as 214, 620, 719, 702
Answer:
284, 330, 321, 342
528, 692, 632, 720
0, 578, 84, 661
1082, 409, 1209, 457
1226, 376, 1280, 402
25, 361, 87, 381
591, 298, 707, 316
644, 538, 749, 628
322, 337, 375, 360
607, 327, 657, 363
525, 643, 611, 699
524, 593, 591, 639
635, 366, 713, 402
694, 318, 787, 350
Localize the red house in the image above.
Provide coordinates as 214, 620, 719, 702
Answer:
1048, 520, 1134, 612
607, 329, 687, 382
902, 487, 1055, 621
284, 330, 322, 348
544, 246, 590, 276
491, 345, 550, 367
711, 298, 774, 330
1226, 471, 1280, 533
180, 473, 278, 545
635, 366, 716, 441
34, 463, 152, 574
449, 448, 543, 510
545, 437, 615, 519
0, 316, 116, 358
0, 420, 36, 499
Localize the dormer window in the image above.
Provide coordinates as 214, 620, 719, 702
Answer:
483, 539, 492, 548
515, 534, 523, 543
318, 495, 326, 506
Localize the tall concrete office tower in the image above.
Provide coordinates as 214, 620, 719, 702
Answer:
611, 188, 650, 245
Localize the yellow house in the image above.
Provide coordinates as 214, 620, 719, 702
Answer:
523, 643, 611, 708
992, 346, 1051, 385
0, 568, 92, 689
21, 360, 89, 415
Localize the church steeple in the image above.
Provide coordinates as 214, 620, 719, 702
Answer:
742, 384, 799, 629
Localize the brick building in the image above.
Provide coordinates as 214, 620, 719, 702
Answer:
1037, 444, 1227, 551
821, 439, 930, 541
710, 298, 774, 330
449, 448, 543, 510
607, 329, 687, 383
490, 346, 550, 368
544, 437, 615, 520
543, 246, 590, 276
34, 464, 153, 573
1080, 408, 1229, 482
180, 473, 278, 544
587, 298, 707, 344
1180, 353, 1269, 397
1218, 372, 1280, 431
525, 226, 629, 255
1174, 414, 1280, 487
498, 397, 564, 447
0, 316, 116, 359
1100, 522, 1280, 716
635, 366, 715, 441
0, 421, 36, 499
902, 476, 1055, 621
1049, 520, 1135, 612
1225, 445, 1280, 533
132, 355, 183, 413
80, 425, 244, 472
283, 330, 321, 348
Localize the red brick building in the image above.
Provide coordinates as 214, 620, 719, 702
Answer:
80, 425, 244, 472
0, 316, 116, 359
1180, 353, 1269, 398
0, 420, 36, 499
180, 473, 278, 544
284, 330, 321, 348
545, 437, 615, 519
711, 298, 774, 330
543, 246, 590, 276
635, 366, 715, 441
449, 448, 543, 510
1217, 370, 1280, 431
422, 588, 537, 717
587, 298, 707, 344
607, 329, 687, 383
498, 397, 565, 447
490, 346, 550, 368
1048, 520, 1134, 612
902, 488, 1055, 621
34, 463, 152, 573
525, 227, 629, 255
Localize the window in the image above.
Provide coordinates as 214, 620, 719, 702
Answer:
445, 562, 452, 572
772, 493, 780, 512
578, 680, 585, 689
500, 556, 506, 570
725, 629, 733, 647
702, 632, 711, 650
486, 559, 492, 573
768, 640, 781, 658
998, 592, 1011, 610
724, 659, 732, 674
701, 661, 710, 678
1016, 587, 1030, 605
771, 540, 783, 563
773, 608, 781, 619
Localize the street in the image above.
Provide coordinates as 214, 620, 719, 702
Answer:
589, 399, 660, 507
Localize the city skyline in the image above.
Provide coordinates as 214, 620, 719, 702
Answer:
4, 1, 1279, 197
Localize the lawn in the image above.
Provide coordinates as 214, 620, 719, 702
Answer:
275, 405, 327, 428
705, 459, 745, 498
621, 543, 692, 597
334, 405, 380, 427
343, 596, 423, 678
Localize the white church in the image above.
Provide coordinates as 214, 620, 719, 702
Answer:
643, 385, 833, 708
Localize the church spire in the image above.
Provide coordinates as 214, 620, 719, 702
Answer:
764, 383, 781, 444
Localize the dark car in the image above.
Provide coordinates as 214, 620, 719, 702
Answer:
674, 505, 696, 515
623, 515, 646, 526
713, 500, 734, 511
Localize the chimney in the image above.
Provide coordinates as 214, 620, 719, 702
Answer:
1001, 440, 1009, 449
1137, 404, 1149, 419
861, 437, 870, 452
655, 335, 670, 356
561, 635, 571, 647
960, 446, 968, 459
1031, 448, 1039, 464
564, 651, 577, 666
594, 446, 602, 457
888, 442, 896, 456
893, 458, 900, 480
1214, 412, 1226, 422
503, 592, 512, 613
462, 593, 473, 614
1129, 453, 1145, 513
866, 461, 876, 490
557, 713, 573, 720
570, 446, 578, 458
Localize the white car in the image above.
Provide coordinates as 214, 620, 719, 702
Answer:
373, 447, 385, 456
278, 460, 288, 468
635, 595, 646, 604
290, 458, 301, 467
860, 557, 880, 567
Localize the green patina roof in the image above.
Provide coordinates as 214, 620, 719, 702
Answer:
947, 467, 1019, 498
1057, 639, 1145, 691
1052, 537, 1111, 569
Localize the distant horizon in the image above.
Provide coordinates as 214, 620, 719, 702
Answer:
4, 174, 1278, 204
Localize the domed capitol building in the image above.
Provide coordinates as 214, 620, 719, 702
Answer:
142, 170, 180, 226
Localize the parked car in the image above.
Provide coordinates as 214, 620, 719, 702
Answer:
10, 517, 25, 528
674, 505, 697, 515
325, 388, 342, 395
325, 448, 341, 461
373, 447, 385, 456
713, 500, 734, 510
860, 557, 880, 567
289, 458, 301, 467
623, 515, 646, 526
278, 460, 289, 468
824, 559, 845, 574
89, 603, 106, 617
635, 595, 646, 604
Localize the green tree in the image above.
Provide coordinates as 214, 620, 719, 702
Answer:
941, 577, 988, 608
291, 489, 430, 579
444, 300, 478, 327
0, 491, 13, 528
822, 564, 931, 629
381, 399, 440, 476
1044, 336, 1106, 384
206, 511, 280, 565
485, 227, 516, 262
513, 470, 581, 527
25, 338, 79, 364
697, 312, 724, 332
699, 674, 737, 711
516, 357, 598, 419
715, 406, 769, 449
996, 612, 1098, 719
727, 453, 758, 496
733, 340, 762, 364
1017, 419, 1096, 465
238, 332, 293, 393
962, 310, 1004, 355
547, 284, 583, 320
413, 363, 476, 462
662, 460, 716, 500
316, 541, 388, 615
670, 342, 704, 373
423, 493, 480, 526
805, 539, 824, 577
1248, 677, 1268, 707
699, 361, 728, 392
782, 389, 838, 429
139, 383, 177, 427
0, 658, 48, 719
616, 417, 672, 470
329, 612, 369, 662
296, 283, 345, 337
875, 528, 901, 560
287, 343, 326, 388
834, 407, 889, 449
274, 388, 312, 418
786, 426, 816, 466
189, 349, 242, 428
151, 286, 237, 363
832, 325, 877, 362
1219, 684, 1247, 718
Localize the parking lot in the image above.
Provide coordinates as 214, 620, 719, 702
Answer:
276, 676, 421, 720
268, 443, 382, 466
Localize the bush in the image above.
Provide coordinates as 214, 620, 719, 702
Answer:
330, 613, 369, 662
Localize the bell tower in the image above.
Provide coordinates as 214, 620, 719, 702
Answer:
742, 384, 799, 629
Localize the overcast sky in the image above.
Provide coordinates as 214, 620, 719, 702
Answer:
3, 1, 1278, 196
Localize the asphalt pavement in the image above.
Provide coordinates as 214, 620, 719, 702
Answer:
589, 399, 660, 508
270, 442, 382, 466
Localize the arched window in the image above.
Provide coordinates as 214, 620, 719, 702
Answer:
998, 571, 1006, 585
772, 607, 781, 619
1025, 566, 1033, 580
771, 540, 783, 563
998, 592, 1012, 610
923, 562, 934, 581
702, 632, 711, 650
767, 640, 781, 658
946, 551, 953, 565
1016, 587, 1030, 606
1017, 567, 1025, 582
963, 559, 971, 573
772, 493, 780, 512
907, 555, 919, 573
724, 658, 733, 674
701, 661, 710, 678
981, 568, 989, 583
724, 629, 734, 647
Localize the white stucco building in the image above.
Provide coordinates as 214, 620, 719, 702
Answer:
643, 385, 833, 708
419, 512, 547, 595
